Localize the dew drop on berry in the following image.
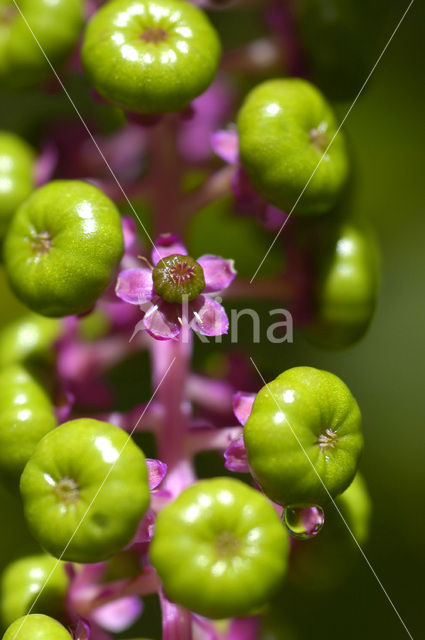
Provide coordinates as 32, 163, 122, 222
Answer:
282, 504, 325, 540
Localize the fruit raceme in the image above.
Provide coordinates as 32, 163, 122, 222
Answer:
0, 0, 380, 638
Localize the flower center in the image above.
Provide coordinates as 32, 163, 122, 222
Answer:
152, 254, 205, 303
310, 124, 329, 152
31, 231, 51, 254
317, 428, 338, 449
215, 531, 240, 558
54, 477, 79, 504
141, 26, 168, 43
0, 4, 16, 25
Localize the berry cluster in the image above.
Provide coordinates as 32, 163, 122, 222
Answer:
0, 1, 380, 638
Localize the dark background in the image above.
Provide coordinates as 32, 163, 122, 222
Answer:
0, 1, 424, 639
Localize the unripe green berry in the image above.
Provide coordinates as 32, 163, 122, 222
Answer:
150, 477, 288, 619
0, 555, 68, 627
2, 614, 73, 640
237, 78, 349, 215
20, 418, 150, 563
152, 254, 205, 303
3, 180, 124, 318
0, 313, 61, 368
336, 472, 371, 545
244, 366, 363, 505
0, 131, 35, 241
0, 364, 57, 487
306, 220, 379, 349
0, 0, 84, 89
82, 0, 221, 114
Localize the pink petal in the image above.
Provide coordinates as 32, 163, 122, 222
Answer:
121, 216, 137, 251
197, 255, 236, 294
190, 296, 229, 337
233, 392, 256, 426
68, 563, 107, 608
55, 388, 75, 424
211, 128, 239, 165
224, 435, 249, 473
115, 268, 154, 305
225, 617, 260, 640
263, 205, 288, 232
143, 298, 182, 340
91, 596, 143, 633
146, 458, 167, 489
129, 508, 156, 544
74, 618, 91, 640
129, 317, 145, 342
192, 615, 220, 640
178, 78, 234, 164
152, 234, 187, 266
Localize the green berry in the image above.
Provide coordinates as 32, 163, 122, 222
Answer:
287, 473, 371, 593
82, 0, 221, 114
237, 78, 349, 215
150, 477, 288, 619
0, 364, 57, 487
244, 366, 363, 505
0, 131, 35, 241
0, 313, 61, 368
3, 180, 124, 317
0, 0, 84, 89
1, 555, 68, 627
20, 418, 150, 563
2, 614, 72, 640
292, 0, 384, 101
152, 254, 205, 302
336, 472, 371, 545
306, 220, 379, 349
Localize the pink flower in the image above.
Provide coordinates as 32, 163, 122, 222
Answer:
223, 391, 256, 473
212, 128, 287, 231
115, 234, 236, 341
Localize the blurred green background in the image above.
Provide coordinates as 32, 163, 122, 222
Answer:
0, 1, 424, 639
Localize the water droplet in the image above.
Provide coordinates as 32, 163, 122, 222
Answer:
282, 504, 325, 540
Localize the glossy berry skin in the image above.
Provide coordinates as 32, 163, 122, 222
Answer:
293, 0, 386, 101
0, 554, 68, 627
20, 418, 150, 563
0, 132, 35, 241
150, 477, 288, 619
306, 221, 379, 349
3, 180, 124, 317
0, 313, 60, 368
0, 0, 84, 89
2, 614, 73, 640
152, 254, 205, 302
244, 367, 363, 506
0, 364, 57, 487
237, 78, 349, 215
82, 0, 221, 115
337, 472, 371, 544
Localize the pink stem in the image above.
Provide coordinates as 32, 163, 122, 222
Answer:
150, 334, 196, 497
73, 568, 160, 615
148, 116, 183, 236
188, 426, 243, 455
150, 332, 196, 638
187, 374, 234, 413
160, 589, 193, 640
